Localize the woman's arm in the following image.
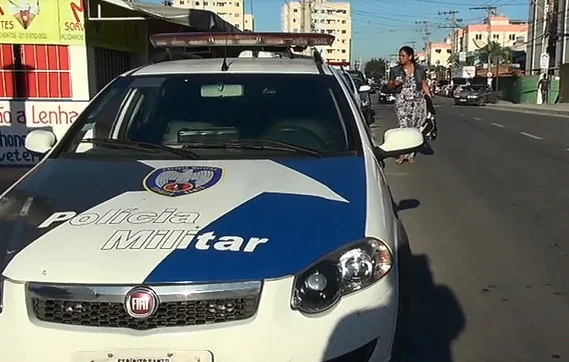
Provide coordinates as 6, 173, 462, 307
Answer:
386, 67, 402, 89
422, 80, 432, 97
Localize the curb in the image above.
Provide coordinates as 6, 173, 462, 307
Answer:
485, 104, 569, 117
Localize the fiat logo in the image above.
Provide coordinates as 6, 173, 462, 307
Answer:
124, 286, 159, 319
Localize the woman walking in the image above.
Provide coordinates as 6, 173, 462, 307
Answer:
387, 46, 432, 164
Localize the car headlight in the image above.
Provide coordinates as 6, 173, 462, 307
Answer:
468, 95, 478, 98
291, 237, 393, 314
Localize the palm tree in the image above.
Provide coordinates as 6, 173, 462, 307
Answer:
477, 41, 513, 64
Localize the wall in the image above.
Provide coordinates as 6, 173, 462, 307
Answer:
0, 0, 90, 166
505, 75, 559, 103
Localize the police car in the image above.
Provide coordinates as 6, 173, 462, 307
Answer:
0, 32, 423, 362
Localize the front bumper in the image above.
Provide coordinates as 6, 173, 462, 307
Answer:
0, 273, 398, 362
455, 97, 482, 105
378, 95, 395, 103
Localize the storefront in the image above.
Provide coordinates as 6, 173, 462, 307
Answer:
0, 0, 238, 166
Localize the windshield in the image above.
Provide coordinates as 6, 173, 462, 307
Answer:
57, 74, 358, 159
463, 85, 484, 92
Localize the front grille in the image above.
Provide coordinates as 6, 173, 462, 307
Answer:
28, 282, 262, 330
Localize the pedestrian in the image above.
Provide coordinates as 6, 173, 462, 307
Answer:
387, 46, 432, 164
538, 73, 550, 104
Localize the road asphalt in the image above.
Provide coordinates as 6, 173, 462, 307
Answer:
375, 96, 569, 361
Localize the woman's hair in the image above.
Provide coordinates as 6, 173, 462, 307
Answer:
399, 46, 415, 63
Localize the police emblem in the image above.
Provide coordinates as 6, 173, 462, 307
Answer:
144, 166, 223, 197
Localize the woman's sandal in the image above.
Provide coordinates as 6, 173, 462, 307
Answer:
408, 157, 416, 163
395, 157, 405, 164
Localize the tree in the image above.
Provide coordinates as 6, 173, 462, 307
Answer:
364, 58, 388, 82
477, 41, 513, 64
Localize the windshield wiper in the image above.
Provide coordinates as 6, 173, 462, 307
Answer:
78, 138, 201, 159
181, 139, 323, 157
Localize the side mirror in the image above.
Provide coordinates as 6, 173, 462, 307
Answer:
359, 84, 371, 93
374, 128, 424, 160
25, 129, 57, 154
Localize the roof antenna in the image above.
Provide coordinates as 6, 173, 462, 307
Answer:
221, 33, 229, 71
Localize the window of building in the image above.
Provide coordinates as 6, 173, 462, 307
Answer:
475, 34, 482, 40
508, 34, 515, 41
327, 49, 333, 54
179, 0, 185, 4
492, 34, 499, 39
0, 44, 72, 99
341, 30, 346, 34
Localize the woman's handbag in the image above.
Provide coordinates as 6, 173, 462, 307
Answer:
421, 95, 438, 140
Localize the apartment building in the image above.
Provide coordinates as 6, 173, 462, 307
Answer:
428, 39, 452, 67
281, 0, 352, 64
244, 13, 255, 31
454, 15, 528, 55
173, 0, 253, 31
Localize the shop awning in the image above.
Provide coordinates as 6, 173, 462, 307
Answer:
91, 0, 242, 33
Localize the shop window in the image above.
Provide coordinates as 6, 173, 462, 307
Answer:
0, 44, 72, 99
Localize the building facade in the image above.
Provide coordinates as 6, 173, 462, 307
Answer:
428, 39, 452, 68
173, 0, 253, 31
455, 15, 528, 54
244, 13, 255, 31
281, 0, 351, 64
527, 0, 569, 74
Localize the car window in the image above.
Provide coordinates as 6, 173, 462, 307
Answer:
59, 74, 358, 158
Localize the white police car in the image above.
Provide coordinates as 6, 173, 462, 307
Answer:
0, 32, 423, 362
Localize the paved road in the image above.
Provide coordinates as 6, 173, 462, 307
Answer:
374, 97, 569, 361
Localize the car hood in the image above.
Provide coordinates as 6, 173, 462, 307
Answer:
1, 157, 367, 284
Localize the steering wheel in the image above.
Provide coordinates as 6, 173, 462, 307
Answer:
261, 126, 329, 150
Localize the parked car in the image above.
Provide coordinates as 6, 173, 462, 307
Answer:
337, 68, 375, 126
454, 84, 500, 106
1, 32, 424, 362
378, 84, 396, 104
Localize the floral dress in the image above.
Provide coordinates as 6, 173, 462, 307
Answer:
395, 73, 426, 130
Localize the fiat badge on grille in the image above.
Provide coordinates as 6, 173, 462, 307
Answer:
124, 286, 159, 319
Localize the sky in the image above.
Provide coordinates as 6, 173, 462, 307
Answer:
149, 0, 529, 63
246, 0, 529, 62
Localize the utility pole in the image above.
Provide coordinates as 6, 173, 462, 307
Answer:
539, 0, 555, 77
439, 10, 461, 78
416, 21, 431, 69
469, 6, 497, 65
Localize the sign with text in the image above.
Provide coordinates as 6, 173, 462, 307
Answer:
0, 0, 85, 45
0, 100, 88, 165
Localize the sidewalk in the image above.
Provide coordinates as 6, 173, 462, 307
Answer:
486, 101, 569, 117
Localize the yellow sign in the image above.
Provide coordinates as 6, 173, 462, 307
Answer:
59, 0, 86, 44
0, 0, 85, 45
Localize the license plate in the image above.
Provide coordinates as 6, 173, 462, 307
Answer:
74, 350, 212, 362
116, 359, 170, 362
459, 99, 466, 102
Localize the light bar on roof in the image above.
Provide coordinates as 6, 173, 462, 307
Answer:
150, 32, 335, 48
